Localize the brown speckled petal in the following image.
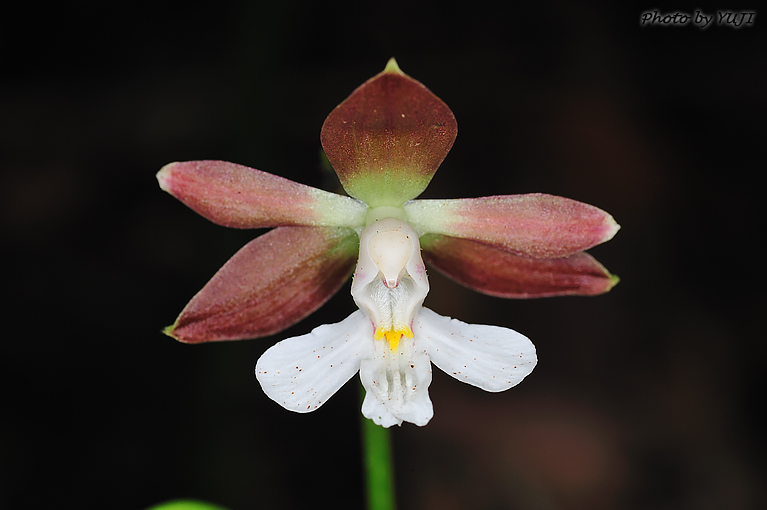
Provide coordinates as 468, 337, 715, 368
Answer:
321, 59, 457, 207
420, 234, 619, 298
157, 160, 366, 229
406, 194, 620, 259
165, 226, 359, 342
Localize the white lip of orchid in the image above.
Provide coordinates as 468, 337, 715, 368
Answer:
351, 218, 428, 352
256, 219, 537, 428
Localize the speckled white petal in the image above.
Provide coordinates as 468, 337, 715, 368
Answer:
414, 307, 537, 392
256, 310, 374, 413
359, 338, 433, 427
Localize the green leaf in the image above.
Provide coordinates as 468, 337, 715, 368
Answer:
145, 499, 232, 510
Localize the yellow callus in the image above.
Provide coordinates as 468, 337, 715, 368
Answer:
374, 325, 414, 351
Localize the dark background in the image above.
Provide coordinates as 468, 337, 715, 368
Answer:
3, 1, 764, 509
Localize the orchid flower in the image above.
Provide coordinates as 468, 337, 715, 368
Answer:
157, 59, 619, 427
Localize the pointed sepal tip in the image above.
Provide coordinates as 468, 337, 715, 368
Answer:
156, 163, 175, 193
162, 322, 180, 341
604, 216, 621, 243
383, 57, 404, 75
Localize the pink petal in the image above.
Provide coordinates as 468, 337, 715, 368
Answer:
157, 161, 367, 229
320, 58, 457, 207
420, 234, 618, 298
165, 226, 359, 343
405, 194, 620, 258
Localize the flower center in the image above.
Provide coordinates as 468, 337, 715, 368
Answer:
366, 263, 417, 351
374, 325, 414, 351
365, 205, 408, 225
369, 230, 411, 288
351, 218, 429, 352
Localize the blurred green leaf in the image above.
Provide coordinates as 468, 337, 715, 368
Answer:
145, 499, 231, 510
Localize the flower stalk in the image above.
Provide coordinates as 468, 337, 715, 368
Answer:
361, 385, 397, 510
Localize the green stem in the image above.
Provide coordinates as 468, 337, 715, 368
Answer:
360, 386, 396, 510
